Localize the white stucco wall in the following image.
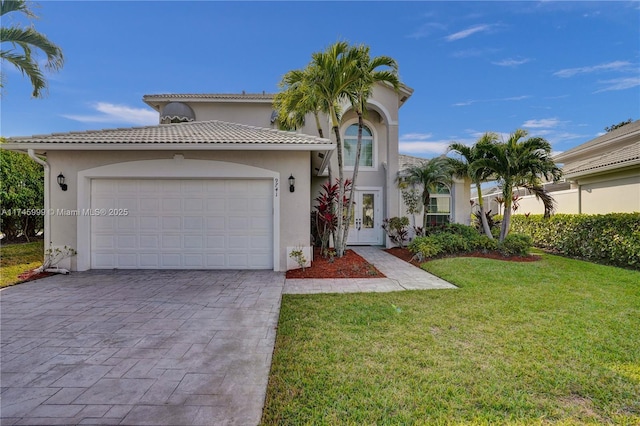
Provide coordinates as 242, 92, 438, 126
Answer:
45, 150, 311, 271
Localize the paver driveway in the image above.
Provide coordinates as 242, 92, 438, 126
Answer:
1, 269, 284, 425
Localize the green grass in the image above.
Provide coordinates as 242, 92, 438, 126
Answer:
262, 252, 640, 425
0, 240, 44, 287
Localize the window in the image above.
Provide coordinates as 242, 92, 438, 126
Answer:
426, 184, 451, 226
344, 124, 374, 168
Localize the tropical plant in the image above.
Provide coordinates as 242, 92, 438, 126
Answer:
312, 179, 351, 255
381, 216, 410, 248
471, 129, 561, 241
401, 185, 422, 227
274, 66, 334, 181
1, 0, 64, 97
397, 156, 453, 230
340, 45, 399, 250
276, 41, 400, 258
448, 132, 498, 238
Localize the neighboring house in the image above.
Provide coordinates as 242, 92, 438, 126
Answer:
2, 82, 471, 272
474, 120, 640, 216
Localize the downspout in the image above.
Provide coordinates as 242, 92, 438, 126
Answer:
27, 149, 50, 262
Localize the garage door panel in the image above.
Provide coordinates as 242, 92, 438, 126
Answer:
117, 217, 136, 231
184, 236, 203, 249
161, 254, 181, 267
91, 178, 273, 269
140, 217, 159, 230
140, 253, 159, 267
140, 235, 159, 249
117, 254, 137, 267
116, 235, 136, 249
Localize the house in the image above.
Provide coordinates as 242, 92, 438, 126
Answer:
487, 120, 640, 215
2, 82, 471, 272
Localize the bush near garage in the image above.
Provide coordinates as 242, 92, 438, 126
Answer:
0, 148, 44, 242
510, 213, 640, 269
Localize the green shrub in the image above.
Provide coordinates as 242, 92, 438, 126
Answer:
498, 233, 532, 257
408, 236, 442, 260
511, 213, 640, 269
409, 224, 490, 259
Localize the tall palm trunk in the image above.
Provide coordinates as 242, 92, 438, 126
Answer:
476, 184, 493, 238
342, 111, 364, 248
330, 105, 346, 257
313, 111, 332, 183
422, 190, 431, 228
500, 183, 513, 242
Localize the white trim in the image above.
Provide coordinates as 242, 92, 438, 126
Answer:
76, 159, 281, 271
366, 99, 396, 125
341, 119, 379, 171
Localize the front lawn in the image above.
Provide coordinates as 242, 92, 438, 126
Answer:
262, 252, 640, 425
0, 240, 44, 287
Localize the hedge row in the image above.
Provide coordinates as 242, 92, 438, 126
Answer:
510, 213, 640, 269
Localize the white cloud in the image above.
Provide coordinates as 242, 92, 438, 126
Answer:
399, 134, 451, 156
553, 60, 632, 77
594, 77, 640, 93
451, 47, 500, 58
63, 102, 158, 126
445, 24, 493, 41
492, 58, 531, 67
408, 22, 446, 39
453, 95, 529, 107
522, 118, 561, 128
401, 133, 433, 140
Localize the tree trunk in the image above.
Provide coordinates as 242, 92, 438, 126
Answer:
330, 105, 346, 257
500, 184, 513, 242
422, 190, 430, 229
341, 110, 364, 250
476, 183, 493, 238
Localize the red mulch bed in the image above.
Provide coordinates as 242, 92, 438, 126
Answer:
385, 247, 540, 268
286, 247, 386, 279
16, 269, 55, 283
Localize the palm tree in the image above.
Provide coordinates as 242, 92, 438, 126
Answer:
448, 132, 498, 238
471, 129, 561, 241
340, 44, 400, 248
274, 66, 335, 182
397, 156, 453, 229
1, 0, 64, 98
305, 41, 368, 257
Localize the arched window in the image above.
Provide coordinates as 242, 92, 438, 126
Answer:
426, 183, 451, 226
344, 124, 374, 168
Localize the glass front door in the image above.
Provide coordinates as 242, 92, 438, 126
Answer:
347, 188, 382, 245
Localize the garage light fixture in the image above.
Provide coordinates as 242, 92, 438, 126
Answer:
57, 173, 68, 191
288, 174, 295, 193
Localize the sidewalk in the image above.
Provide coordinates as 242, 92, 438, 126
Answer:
283, 246, 456, 294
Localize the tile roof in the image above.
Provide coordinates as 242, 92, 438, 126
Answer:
399, 154, 428, 169
555, 119, 640, 161
143, 93, 275, 101
562, 140, 640, 177
2, 120, 333, 149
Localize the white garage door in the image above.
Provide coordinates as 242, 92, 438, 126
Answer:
90, 179, 273, 269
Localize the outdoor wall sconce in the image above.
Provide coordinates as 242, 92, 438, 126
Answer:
288, 174, 295, 193
57, 173, 68, 191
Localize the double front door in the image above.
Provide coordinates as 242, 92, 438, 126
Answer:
347, 188, 382, 245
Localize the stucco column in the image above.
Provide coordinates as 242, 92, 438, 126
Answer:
386, 123, 400, 246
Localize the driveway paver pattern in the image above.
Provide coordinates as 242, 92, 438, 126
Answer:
1, 269, 284, 426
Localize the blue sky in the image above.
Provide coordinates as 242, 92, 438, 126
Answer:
2, 1, 639, 158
